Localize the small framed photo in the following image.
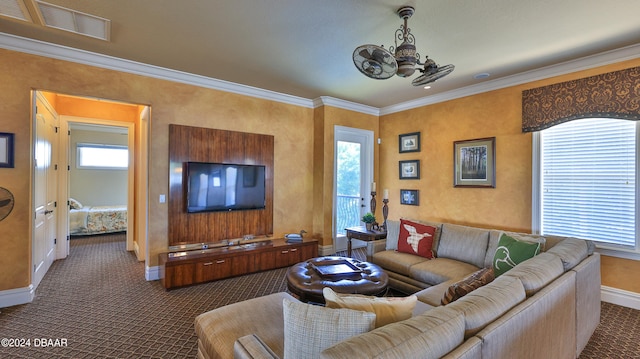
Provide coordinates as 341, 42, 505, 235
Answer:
453, 137, 495, 188
0, 133, 14, 168
400, 189, 419, 206
399, 160, 420, 180
399, 132, 420, 153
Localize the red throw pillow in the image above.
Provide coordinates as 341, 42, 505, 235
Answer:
397, 219, 436, 258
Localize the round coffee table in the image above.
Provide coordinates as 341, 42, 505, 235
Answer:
286, 256, 389, 304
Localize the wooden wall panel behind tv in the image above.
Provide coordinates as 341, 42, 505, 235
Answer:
168, 124, 274, 246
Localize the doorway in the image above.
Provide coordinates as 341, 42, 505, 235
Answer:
333, 125, 374, 252
66, 120, 131, 250
32, 90, 149, 288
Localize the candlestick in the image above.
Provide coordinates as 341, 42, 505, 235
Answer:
382, 198, 389, 231
370, 191, 377, 216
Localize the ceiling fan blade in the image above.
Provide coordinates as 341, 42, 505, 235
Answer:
412, 64, 455, 86
353, 44, 398, 80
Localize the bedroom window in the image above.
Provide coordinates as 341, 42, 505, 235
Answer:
536, 118, 637, 251
76, 143, 128, 169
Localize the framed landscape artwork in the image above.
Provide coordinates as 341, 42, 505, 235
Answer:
400, 189, 419, 206
453, 137, 495, 188
0, 132, 14, 168
399, 132, 420, 153
399, 160, 420, 180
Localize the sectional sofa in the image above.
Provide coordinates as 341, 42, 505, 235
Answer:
194, 218, 601, 359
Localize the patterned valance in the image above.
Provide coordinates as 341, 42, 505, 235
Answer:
522, 66, 640, 132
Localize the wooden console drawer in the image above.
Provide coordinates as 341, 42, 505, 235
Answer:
159, 238, 318, 289
195, 258, 232, 282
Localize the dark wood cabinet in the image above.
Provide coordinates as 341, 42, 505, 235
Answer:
159, 238, 318, 289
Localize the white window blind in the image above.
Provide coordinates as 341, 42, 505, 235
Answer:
540, 118, 636, 247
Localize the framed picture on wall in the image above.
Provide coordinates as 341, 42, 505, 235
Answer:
400, 189, 419, 206
0, 132, 14, 168
453, 137, 496, 188
399, 160, 420, 179
399, 132, 420, 153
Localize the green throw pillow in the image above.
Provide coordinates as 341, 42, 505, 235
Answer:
493, 233, 542, 277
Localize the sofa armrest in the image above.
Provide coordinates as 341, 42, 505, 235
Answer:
234, 334, 280, 359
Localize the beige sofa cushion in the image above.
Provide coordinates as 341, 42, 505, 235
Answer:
320, 306, 465, 359
503, 252, 564, 296
372, 250, 430, 277
410, 257, 480, 286
283, 299, 375, 359
323, 287, 417, 328
447, 275, 526, 338
438, 223, 490, 268
546, 237, 589, 271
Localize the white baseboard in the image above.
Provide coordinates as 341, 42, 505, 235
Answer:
601, 285, 640, 310
318, 244, 334, 256
0, 285, 35, 308
146, 265, 161, 281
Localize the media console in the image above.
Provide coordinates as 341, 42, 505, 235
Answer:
159, 237, 318, 289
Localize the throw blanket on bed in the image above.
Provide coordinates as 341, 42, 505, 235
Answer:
70, 205, 127, 235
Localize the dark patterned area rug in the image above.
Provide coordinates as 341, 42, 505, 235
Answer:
0, 233, 638, 358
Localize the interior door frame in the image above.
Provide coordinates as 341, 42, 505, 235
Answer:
332, 125, 374, 252
59, 115, 135, 256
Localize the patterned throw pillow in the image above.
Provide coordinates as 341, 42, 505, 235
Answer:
323, 287, 417, 328
397, 219, 436, 258
441, 267, 495, 305
493, 233, 542, 277
68, 198, 83, 209
282, 299, 375, 359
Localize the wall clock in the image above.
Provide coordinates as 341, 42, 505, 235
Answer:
0, 187, 14, 221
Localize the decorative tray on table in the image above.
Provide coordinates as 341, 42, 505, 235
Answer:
311, 258, 363, 279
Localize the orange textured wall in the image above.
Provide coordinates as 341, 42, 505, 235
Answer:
381, 88, 529, 231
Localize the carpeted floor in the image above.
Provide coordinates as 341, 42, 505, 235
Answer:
0, 233, 638, 358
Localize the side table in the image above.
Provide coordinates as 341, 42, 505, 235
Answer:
345, 226, 387, 258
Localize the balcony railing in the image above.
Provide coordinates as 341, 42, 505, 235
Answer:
336, 194, 361, 235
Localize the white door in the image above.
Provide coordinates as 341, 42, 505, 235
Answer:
33, 95, 59, 288
333, 126, 374, 252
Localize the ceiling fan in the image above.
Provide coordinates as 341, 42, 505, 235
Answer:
352, 6, 454, 86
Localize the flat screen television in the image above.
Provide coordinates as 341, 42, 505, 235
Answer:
185, 162, 266, 213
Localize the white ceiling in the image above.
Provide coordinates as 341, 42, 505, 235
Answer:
1, 0, 640, 109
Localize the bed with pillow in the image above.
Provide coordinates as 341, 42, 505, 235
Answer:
69, 198, 127, 236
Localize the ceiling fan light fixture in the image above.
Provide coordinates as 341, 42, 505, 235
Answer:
395, 41, 417, 77
352, 5, 454, 86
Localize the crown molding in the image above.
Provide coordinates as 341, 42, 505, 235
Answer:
380, 43, 640, 115
313, 96, 380, 116
2, 32, 639, 117
0, 32, 315, 109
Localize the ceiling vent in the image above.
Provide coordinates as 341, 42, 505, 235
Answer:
0, 0, 110, 41
36, 1, 110, 41
0, 0, 33, 21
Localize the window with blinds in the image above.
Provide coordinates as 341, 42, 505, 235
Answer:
540, 118, 636, 248
76, 143, 128, 169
